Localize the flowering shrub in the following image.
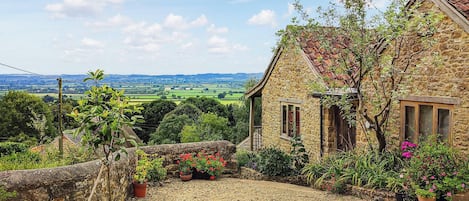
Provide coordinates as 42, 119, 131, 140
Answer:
194, 151, 226, 177
405, 135, 467, 200
177, 153, 195, 175
178, 151, 226, 177
401, 141, 417, 159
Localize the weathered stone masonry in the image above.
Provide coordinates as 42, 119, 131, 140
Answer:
0, 141, 236, 201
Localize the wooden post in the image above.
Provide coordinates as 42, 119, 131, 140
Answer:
57, 78, 63, 157
249, 97, 255, 151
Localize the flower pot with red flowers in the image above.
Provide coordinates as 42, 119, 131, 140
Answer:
194, 151, 226, 180
178, 153, 195, 181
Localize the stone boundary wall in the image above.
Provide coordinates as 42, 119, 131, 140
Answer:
0, 141, 236, 201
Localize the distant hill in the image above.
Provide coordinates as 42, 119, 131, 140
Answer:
0, 73, 263, 94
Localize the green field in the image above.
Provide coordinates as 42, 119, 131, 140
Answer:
25, 85, 246, 105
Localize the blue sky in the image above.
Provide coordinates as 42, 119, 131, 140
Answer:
0, 0, 386, 75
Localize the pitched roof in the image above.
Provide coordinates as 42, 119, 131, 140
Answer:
245, 29, 356, 98
448, 0, 469, 20
298, 31, 357, 88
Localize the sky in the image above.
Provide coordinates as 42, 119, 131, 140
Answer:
0, 0, 387, 75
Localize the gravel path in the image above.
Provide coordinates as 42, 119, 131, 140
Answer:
134, 178, 366, 201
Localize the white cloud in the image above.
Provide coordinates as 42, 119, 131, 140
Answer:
181, 42, 193, 49
45, 0, 125, 18
207, 35, 247, 54
81, 37, 105, 48
207, 24, 229, 34
86, 14, 132, 28
163, 13, 208, 30
247, 10, 277, 27
287, 3, 295, 17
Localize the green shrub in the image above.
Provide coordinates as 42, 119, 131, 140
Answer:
0, 142, 29, 156
258, 147, 292, 176
290, 136, 309, 174
147, 156, 167, 182
235, 149, 259, 168
302, 149, 404, 190
0, 186, 16, 201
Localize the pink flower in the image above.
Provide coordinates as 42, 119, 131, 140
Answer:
430, 176, 435, 180
462, 183, 466, 188
421, 176, 427, 181
447, 192, 452, 197
402, 152, 412, 158
429, 188, 434, 193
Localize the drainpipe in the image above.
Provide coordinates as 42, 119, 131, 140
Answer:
320, 102, 324, 157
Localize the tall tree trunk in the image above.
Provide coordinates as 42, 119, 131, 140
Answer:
375, 128, 386, 152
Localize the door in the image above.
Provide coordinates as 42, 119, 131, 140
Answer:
331, 106, 356, 152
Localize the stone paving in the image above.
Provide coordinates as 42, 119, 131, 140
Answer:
130, 178, 366, 201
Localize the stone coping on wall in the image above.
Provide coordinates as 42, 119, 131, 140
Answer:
0, 140, 236, 201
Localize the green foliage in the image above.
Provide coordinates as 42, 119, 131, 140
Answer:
0, 91, 56, 144
0, 146, 95, 171
415, 188, 436, 198
180, 125, 199, 143
147, 155, 167, 182
303, 149, 404, 190
235, 149, 259, 169
166, 103, 202, 121
136, 99, 177, 143
70, 73, 142, 162
150, 114, 193, 144
0, 142, 28, 156
0, 186, 16, 201
7, 133, 38, 147
257, 147, 292, 177
181, 97, 228, 118
405, 135, 466, 199
289, 136, 309, 174
178, 113, 230, 143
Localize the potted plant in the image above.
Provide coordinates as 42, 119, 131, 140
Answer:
178, 153, 194, 181
204, 152, 226, 180
415, 188, 436, 201
133, 149, 150, 198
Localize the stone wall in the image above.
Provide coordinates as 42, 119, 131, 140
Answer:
356, 0, 469, 153
0, 141, 236, 201
261, 47, 323, 160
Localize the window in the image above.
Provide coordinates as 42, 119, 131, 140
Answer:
281, 103, 300, 137
400, 101, 452, 143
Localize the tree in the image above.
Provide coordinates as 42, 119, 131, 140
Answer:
136, 99, 177, 143
284, 0, 442, 151
178, 113, 230, 143
181, 97, 228, 118
70, 69, 142, 201
0, 91, 55, 144
217, 93, 226, 99
149, 114, 193, 144
165, 103, 202, 121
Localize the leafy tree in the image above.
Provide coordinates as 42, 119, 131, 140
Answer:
283, 0, 442, 151
181, 97, 228, 118
149, 114, 193, 144
70, 69, 142, 201
42, 95, 56, 103
165, 103, 202, 121
217, 93, 226, 99
179, 113, 230, 143
49, 97, 79, 130
0, 91, 55, 144
136, 99, 177, 143
180, 125, 199, 143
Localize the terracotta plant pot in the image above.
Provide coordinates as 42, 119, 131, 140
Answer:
133, 181, 147, 198
209, 175, 216, 180
180, 173, 193, 181
453, 191, 469, 201
417, 196, 436, 201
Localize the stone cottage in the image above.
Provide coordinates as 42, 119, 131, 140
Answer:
245, 30, 358, 159
246, 0, 469, 156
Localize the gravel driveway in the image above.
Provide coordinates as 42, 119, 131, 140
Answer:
134, 178, 366, 201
